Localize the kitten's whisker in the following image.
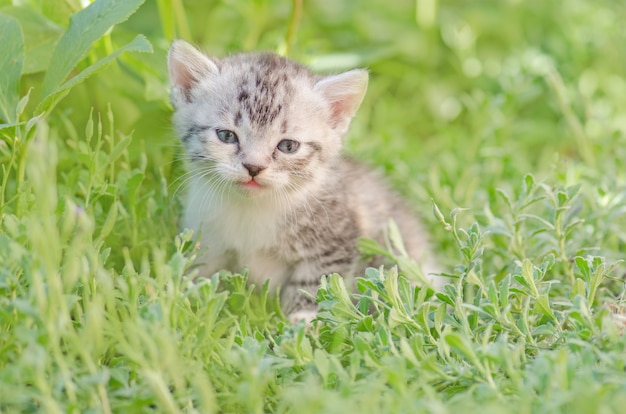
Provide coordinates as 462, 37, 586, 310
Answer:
202, 174, 230, 213
274, 186, 293, 227
171, 166, 222, 198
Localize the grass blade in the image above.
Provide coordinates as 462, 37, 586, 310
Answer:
0, 14, 24, 124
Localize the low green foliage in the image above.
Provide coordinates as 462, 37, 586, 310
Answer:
1, 0, 626, 412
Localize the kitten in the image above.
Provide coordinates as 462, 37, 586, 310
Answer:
168, 40, 440, 322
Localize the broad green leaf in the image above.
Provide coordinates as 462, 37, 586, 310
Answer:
37, 35, 153, 113
40, 0, 146, 101
0, 6, 63, 74
40, 0, 80, 27
0, 14, 24, 124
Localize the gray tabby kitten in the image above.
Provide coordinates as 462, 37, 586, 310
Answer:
168, 40, 439, 322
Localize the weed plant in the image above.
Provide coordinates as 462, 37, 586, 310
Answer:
1, 0, 626, 412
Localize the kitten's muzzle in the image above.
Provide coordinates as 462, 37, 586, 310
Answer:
243, 163, 267, 177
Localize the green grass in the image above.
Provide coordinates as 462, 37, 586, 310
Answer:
2, 0, 626, 412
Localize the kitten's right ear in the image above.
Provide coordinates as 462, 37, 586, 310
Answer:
314, 69, 368, 135
168, 40, 219, 104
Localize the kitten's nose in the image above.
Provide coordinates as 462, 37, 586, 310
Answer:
243, 163, 266, 177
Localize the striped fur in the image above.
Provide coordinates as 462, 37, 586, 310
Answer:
168, 40, 439, 320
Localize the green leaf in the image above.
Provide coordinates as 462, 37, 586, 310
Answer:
496, 188, 513, 211
387, 219, 408, 257
499, 274, 510, 309
534, 294, 557, 323
519, 213, 556, 230
0, 6, 63, 75
106, 132, 133, 166
40, 0, 146, 101
521, 259, 539, 297
435, 292, 455, 306
0, 14, 24, 124
356, 237, 393, 259
96, 200, 118, 243
444, 332, 481, 368
575, 256, 590, 282
522, 173, 535, 195
487, 280, 499, 311
566, 183, 582, 200
571, 278, 586, 300
313, 349, 331, 384
434, 302, 447, 335
588, 260, 606, 305
38, 35, 153, 113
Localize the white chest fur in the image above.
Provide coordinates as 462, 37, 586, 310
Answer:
183, 179, 292, 287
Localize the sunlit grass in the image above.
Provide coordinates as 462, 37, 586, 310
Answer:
1, 0, 626, 412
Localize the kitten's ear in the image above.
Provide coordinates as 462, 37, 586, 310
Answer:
168, 40, 219, 104
314, 69, 368, 133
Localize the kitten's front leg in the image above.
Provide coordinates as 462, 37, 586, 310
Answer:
282, 261, 322, 324
192, 248, 233, 279
283, 258, 357, 325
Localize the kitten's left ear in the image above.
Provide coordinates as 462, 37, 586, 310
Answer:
168, 40, 219, 105
314, 69, 368, 133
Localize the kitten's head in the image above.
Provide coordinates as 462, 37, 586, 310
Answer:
168, 40, 368, 204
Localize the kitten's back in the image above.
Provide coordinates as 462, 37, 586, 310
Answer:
342, 159, 438, 275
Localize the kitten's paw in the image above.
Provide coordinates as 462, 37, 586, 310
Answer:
288, 309, 317, 326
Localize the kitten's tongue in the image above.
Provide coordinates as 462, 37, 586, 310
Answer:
243, 179, 261, 188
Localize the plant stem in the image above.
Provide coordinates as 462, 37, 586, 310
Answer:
284, 0, 303, 56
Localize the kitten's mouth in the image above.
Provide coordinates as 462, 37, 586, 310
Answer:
241, 179, 262, 189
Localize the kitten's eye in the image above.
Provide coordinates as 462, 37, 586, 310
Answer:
277, 139, 300, 154
216, 129, 238, 144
